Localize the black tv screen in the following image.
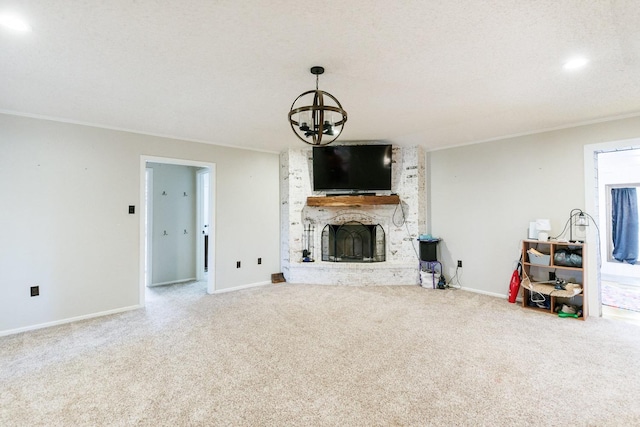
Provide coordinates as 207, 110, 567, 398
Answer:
312, 144, 392, 192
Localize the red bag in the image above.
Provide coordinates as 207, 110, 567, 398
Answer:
508, 262, 522, 303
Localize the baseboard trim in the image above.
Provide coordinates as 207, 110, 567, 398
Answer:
460, 286, 508, 299
211, 280, 271, 294
0, 305, 142, 337
149, 277, 197, 287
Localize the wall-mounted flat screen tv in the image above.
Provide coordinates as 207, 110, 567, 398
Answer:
312, 144, 392, 192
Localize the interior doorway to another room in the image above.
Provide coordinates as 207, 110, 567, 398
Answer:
596, 149, 640, 324
584, 142, 640, 324
139, 157, 215, 307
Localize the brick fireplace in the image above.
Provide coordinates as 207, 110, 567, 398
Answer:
280, 145, 426, 285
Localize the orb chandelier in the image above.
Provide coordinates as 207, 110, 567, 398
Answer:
288, 66, 348, 146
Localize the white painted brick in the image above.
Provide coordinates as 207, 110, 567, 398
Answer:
281, 145, 426, 285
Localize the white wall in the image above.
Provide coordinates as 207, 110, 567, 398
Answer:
147, 163, 197, 285
429, 116, 640, 300
0, 113, 280, 334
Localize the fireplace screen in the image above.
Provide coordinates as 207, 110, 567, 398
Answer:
321, 221, 385, 262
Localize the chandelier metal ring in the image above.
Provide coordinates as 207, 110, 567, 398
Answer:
288, 67, 348, 146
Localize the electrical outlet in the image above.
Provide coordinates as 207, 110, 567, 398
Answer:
236, 261, 241, 268
258, 258, 262, 265
457, 260, 463, 268
30, 285, 39, 297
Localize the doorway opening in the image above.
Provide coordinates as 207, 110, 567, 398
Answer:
139, 156, 216, 307
585, 139, 640, 325
596, 149, 640, 324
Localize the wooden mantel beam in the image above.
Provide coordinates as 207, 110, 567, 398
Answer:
306, 195, 400, 207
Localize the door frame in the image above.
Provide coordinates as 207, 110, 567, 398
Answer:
145, 167, 154, 287
139, 155, 216, 306
584, 137, 640, 317
196, 168, 210, 281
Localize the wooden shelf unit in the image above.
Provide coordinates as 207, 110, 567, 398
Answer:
521, 239, 587, 320
306, 195, 400, 207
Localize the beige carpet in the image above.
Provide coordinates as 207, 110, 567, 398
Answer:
2, 282, 640, 426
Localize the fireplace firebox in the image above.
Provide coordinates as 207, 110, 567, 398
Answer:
321, 221, 385, 262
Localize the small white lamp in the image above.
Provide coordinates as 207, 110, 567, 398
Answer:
535, 219, 551, 241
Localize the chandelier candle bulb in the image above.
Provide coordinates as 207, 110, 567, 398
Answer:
300, 111, 310, 130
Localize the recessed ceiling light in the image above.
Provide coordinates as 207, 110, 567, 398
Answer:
563, 57, 588, 70
0, 13, 32, 32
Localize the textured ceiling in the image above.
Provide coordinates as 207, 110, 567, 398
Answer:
1, 1, 640, 152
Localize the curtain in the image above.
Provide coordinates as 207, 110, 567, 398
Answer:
611, 188, 639, 264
